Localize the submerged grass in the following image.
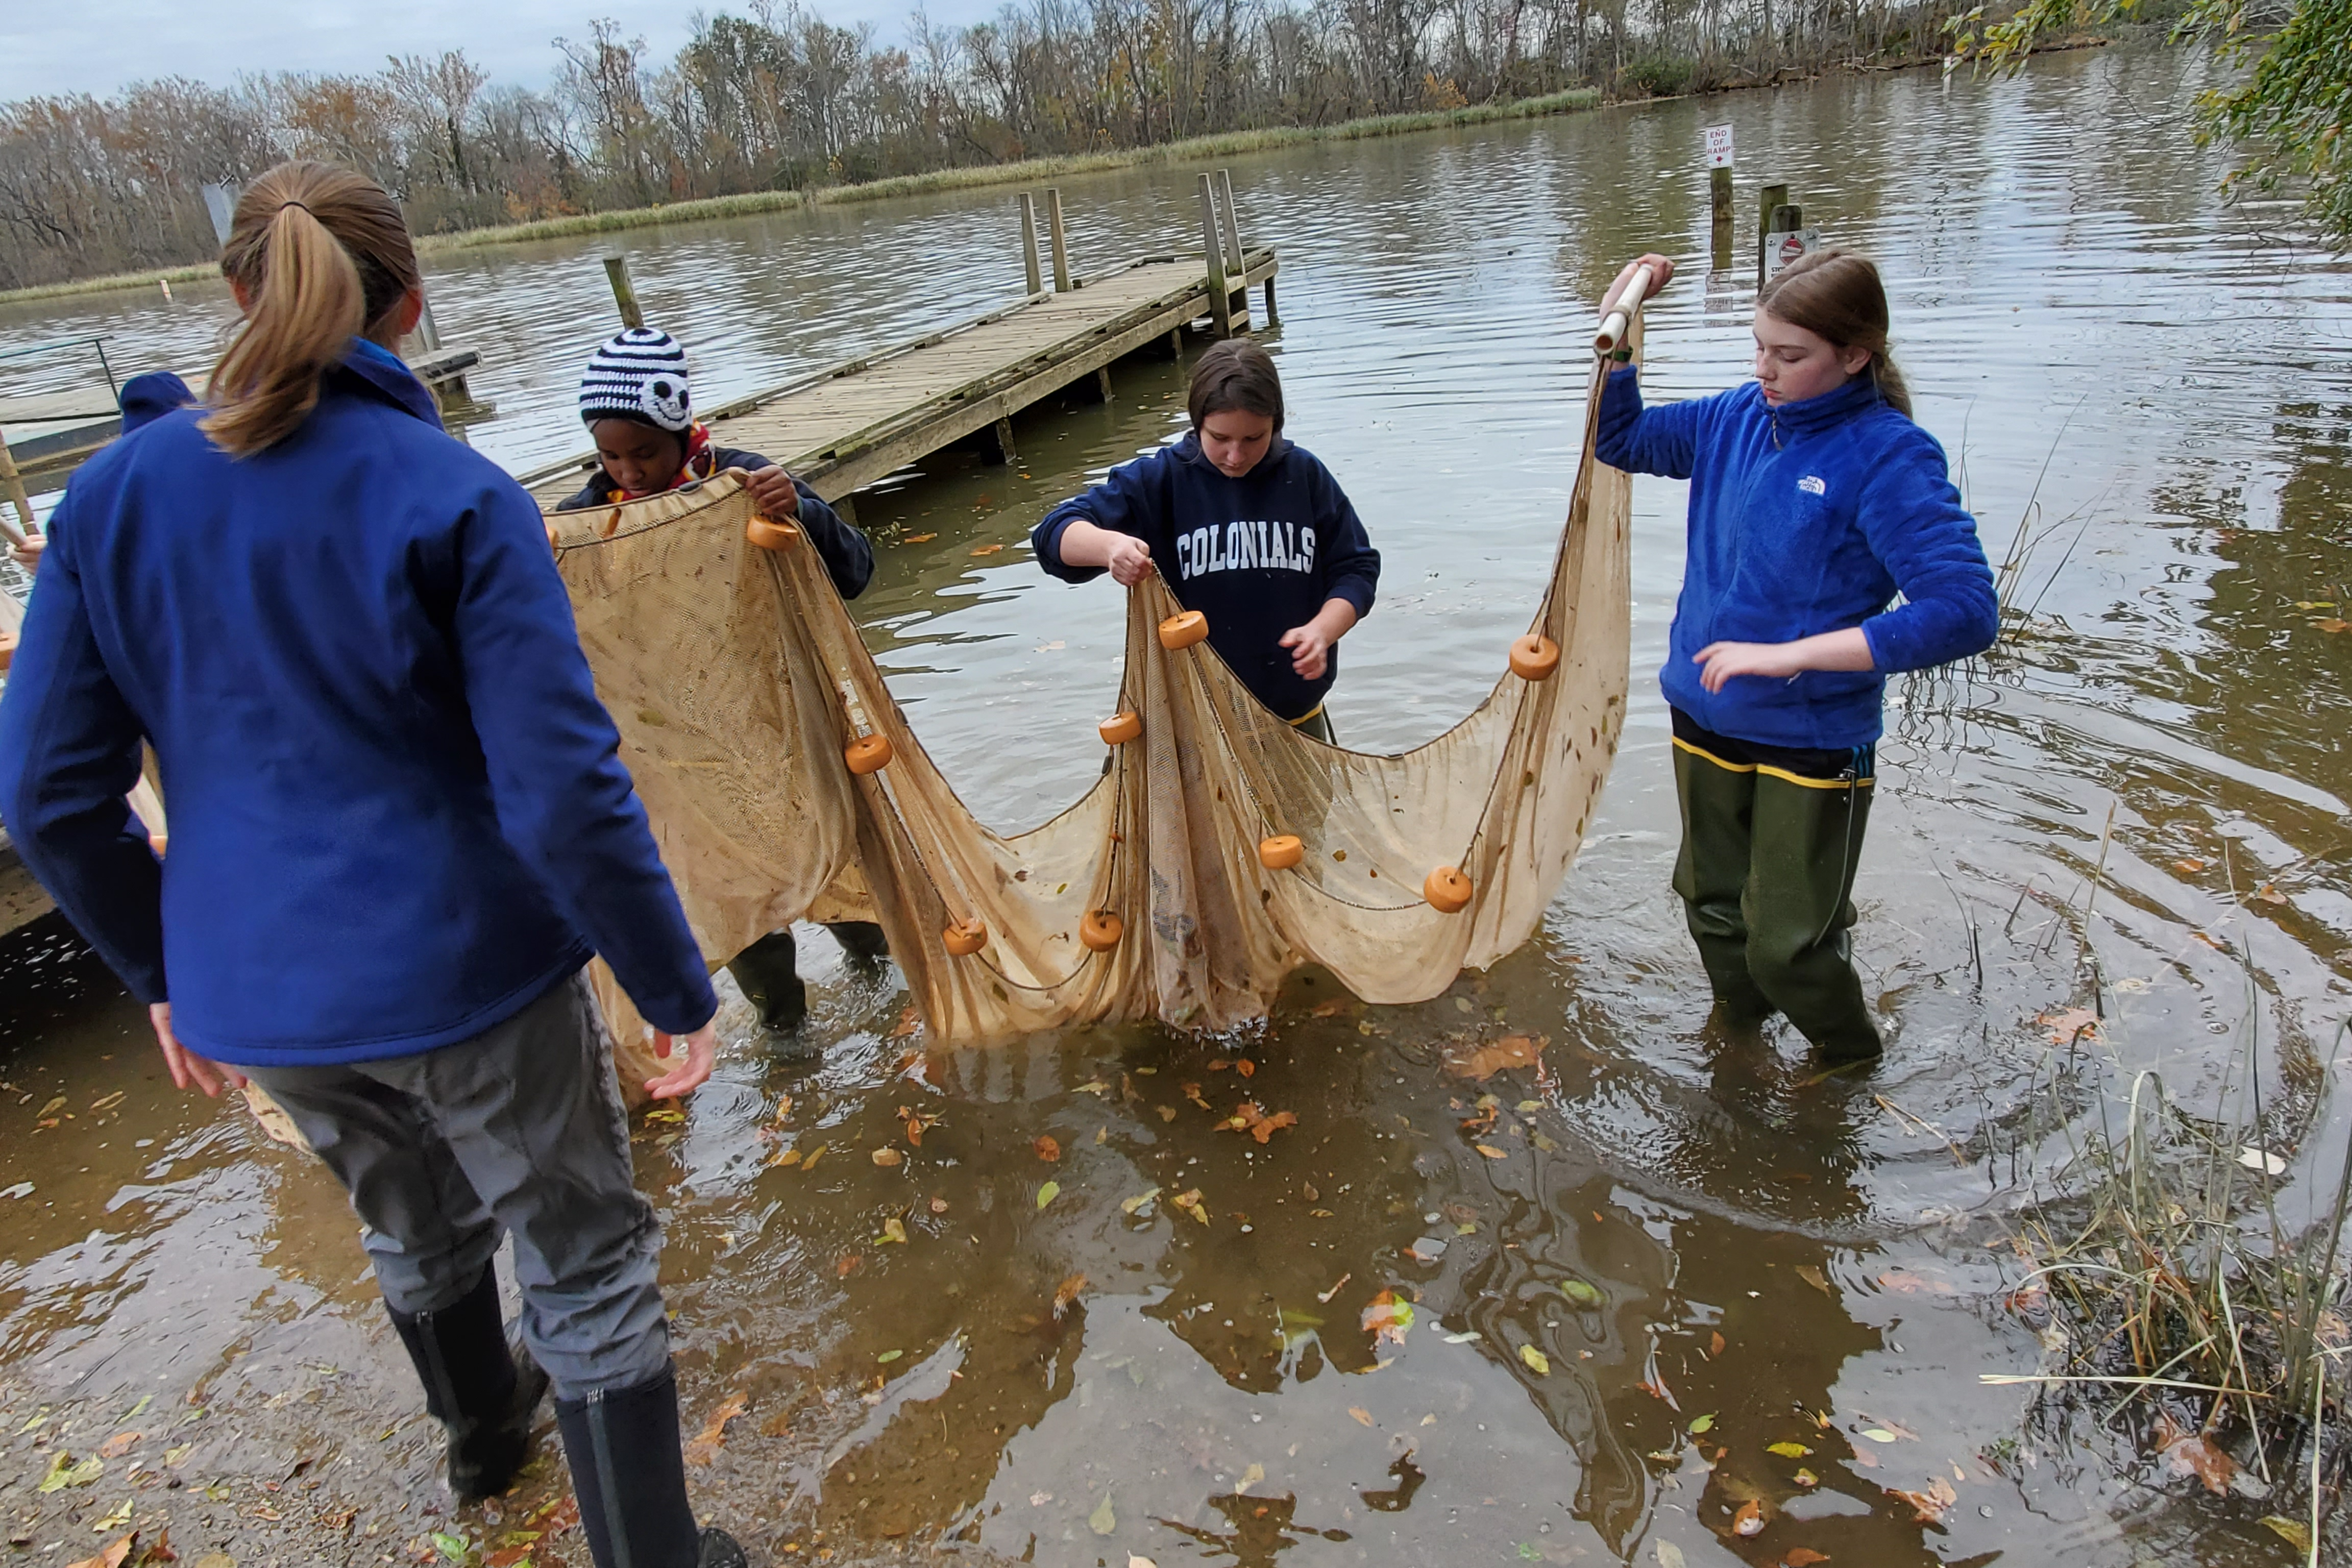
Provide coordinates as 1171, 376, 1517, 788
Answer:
1995, 859, 2351, 1560
0, 88, 1601, 307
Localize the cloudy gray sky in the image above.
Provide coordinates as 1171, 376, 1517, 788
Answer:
2, 0, 983, 101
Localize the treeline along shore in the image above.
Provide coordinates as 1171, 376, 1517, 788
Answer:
1, 0, 1988, 295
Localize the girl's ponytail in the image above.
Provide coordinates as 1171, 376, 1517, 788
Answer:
1757, 249, 1913, 420
204, 162, 421, 458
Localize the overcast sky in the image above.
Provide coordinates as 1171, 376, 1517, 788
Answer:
2, 0, 988, 101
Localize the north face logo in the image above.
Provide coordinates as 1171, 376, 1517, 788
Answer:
1798, 475, 1827, 496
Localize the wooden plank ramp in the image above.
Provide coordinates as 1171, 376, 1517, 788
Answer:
524, 246, 1278, 512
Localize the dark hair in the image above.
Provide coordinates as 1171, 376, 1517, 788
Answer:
1757, 249, 1912, 419
206, 161, 421, 457
1187, 339, 1284, 432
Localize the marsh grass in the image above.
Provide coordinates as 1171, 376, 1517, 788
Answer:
0, 89, 1601, 307
1994, 856, 2351, 1560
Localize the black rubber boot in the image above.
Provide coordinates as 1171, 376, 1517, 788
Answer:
825, 920, 890, 968
385, 1267, 549, 1502
555, 1367, 745, 1568
726, 928, 806, 1031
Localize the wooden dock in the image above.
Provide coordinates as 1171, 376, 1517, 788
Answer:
523, 175, 1278, 512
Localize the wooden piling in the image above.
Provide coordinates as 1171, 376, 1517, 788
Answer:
1045, 188, 1071, 292
1710, 167, 1735, 272
0, 430, 33, 547
1263, 277, 1279, 327
1096, 366, 1115, 403
603, 257, 646, 330
1755, 183, 1788, 288
1197, 175, 1232, 338
1019, 195, 1044, 296
1167, 328, 1185, 358
1215, 169, 1250, 330
993, 416, 1019, 463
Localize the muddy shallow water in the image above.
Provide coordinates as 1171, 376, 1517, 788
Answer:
3, 41, 2350, 1568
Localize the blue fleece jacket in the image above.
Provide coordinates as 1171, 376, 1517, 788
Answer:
0, 338, 717, 1066
1596, 368, 1997, 750
1031, 433, 1380, 721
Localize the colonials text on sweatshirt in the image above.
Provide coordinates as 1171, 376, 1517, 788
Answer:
1031, 432, 1381, 722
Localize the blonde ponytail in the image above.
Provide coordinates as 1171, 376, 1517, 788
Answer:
204, 162, 421, 458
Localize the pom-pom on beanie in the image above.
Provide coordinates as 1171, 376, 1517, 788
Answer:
579, 327, 692, 432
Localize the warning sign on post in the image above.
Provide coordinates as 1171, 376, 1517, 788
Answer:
1702, 125, 1735, 168
1765, 228, 1821, 278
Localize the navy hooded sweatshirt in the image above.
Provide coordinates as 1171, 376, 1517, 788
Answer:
0, 338, 717, 1066
1596, 367, 1997, 751
1031, 433, 1381, 721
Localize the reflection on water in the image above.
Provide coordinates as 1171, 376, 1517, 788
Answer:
3, 41, 2350, 1567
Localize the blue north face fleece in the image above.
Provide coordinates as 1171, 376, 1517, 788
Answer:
1032, 432, 1380, 722
1596, 368, 1997, 750
0, 338, 717, 1066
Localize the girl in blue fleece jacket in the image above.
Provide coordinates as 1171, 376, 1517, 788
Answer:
1031, 339, 1379, 740
0, 162, 744, 1568
1595, 249, 1997, 1063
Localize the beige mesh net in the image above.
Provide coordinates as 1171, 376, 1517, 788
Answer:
556, 322, 1637, 1074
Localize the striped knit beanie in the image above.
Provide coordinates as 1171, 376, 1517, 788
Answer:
579, 327, 693, 432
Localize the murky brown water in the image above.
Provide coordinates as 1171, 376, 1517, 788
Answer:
4, 41, 2351, 1567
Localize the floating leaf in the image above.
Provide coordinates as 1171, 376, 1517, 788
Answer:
1793, 1265, 1833, 1296
1559, 1279, 1605, 1310
1767, 1441, 1813, 1459
2238, 1147, 2287, 1177
876, 1350, 903, 1364
2164, 1429, 2237, 1494
1036, 1181, 1060, 1210
2316, 618, 2350, 633
1709, 1331, 1726, 1357
1362, 1290, 1415, 1345
1654, 1545, 1686, 1568
433, 1532, 471, 1561
2037, 1007, 2101, 1045
1474, 1144, 1508, 1160
1733, 1498, 1766, 1536
1349, 1407, 1375, 1427
39, 1453, 103, 1492
871, 1147, 903, 1167
1442, 1034, 1548, 1082
2261, 1516, 2313, 1550
902, 533, 936, 544
97, 1432, 140, 1459
683, 1390, 748, 1465
1859, 1428, 1898, 1443
878, 1215, 908, 1244
1220, 1102, 1298, 1144
1784, 1551, 1831, 1566
1793, 1467, 1819, 1486
1052, 1273, 1087, 1319
1120, 1188, 1162, 1215
1687, 1413, 1714, 1435
1886, 1476, 1956, 1524
1520, 1344, 1551, 1375
1034, 1135, 1061, 1162
1170, 1188, 1208, 1225
2174, 857, 2207, 872
971, 543, 1006, 557
800, 1144, 825, 1170
1088, 1493, 1116, 1535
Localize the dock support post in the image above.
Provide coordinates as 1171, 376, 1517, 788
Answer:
1197, 175, 1232, 338
603, 256, 646, 330
0, 428, 33, 547
1710, 166, 1734, 272
1046, 188, 1072, 292
993, 417, 1018, 464
1755, 183, 1788, 288
1215, 169, 1250, 330
1096, 367, 1114, 403
1167, 328, 1184, 358
1263, 277, 1279, 327
1019, 195, 1044, 295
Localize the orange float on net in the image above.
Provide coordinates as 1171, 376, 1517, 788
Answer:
544, 521, 561, 557
1424, 865, 1474, 914
148, 833, 167, 859
1098, 710, 1142, 746
1079, 910, 1124, 951
746, 514, 802, 551
1258, 835, 1304, 870
844, 733, 893, 775
1158, 610, 1209, 650
1509, 633, 1561, 681
944, 918, 988, 956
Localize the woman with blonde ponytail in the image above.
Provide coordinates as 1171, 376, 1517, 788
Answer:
1591, 248, 1997, 1067
0, 161, 744, 1568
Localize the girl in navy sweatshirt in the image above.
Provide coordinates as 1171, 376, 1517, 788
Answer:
1595, 249, 1997, 1065
1030, 340, 1379, 740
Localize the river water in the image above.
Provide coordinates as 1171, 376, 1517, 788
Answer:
1, 41, 2348, 1568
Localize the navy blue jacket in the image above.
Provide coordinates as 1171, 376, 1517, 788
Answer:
1597, 369, 1997, 750
558, 446, 873, 601
0, 339, 717, 1066
1032, 433, 1380, 721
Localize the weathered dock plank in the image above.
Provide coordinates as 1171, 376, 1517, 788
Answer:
523, 247, 1277, 509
